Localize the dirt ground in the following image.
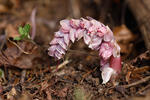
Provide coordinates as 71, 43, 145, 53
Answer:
0, 0, 150, 100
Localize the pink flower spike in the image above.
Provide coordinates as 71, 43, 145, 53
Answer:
48, 17, 122, 84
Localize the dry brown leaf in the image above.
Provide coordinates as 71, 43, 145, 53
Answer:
5, 24, 20, 39
0, 40, 42, 69
113, 24, 137, 56
124, 51, 150, 82
10, 0, 20, 8
0, 4, 9, 13
113, 24, 136, 42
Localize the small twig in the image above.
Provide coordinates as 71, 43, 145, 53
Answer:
136, 83, 150, 95
51, 60, 71, 73
20, 70, 26, 83
121, 75, 150, 88
7, 38, 33, 54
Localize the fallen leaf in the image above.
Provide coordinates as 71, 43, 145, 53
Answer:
10, 0, 20, 8
0, 4, 9, 13
5, 24, 20, 39
0, 40, 42, 69
113, 24, 137, 57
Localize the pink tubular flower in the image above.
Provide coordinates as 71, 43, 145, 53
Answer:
48, 17, 122, 84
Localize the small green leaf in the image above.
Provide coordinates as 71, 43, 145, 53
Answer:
24, 24, 31, 33
14, 24, 31, 41
18, 27, 24, 35
14, 37, 22, 40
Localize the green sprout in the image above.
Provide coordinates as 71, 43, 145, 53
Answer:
14, 24, 31, 41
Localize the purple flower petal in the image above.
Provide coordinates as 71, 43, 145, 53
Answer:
60, 19, 71, 33
89, 36, 102, 50
100, 63, 116, 84
76, 29, 85, 40
56, 45, 65, 55
103, 26, 114, 42
99, 42, 113, 60
57, 38, 67, 50
70, 19, 80, 28
84, 33, 91, 45
55, 31, 64, 37
69, 28, 76, 42
64, 34, 70, 45
54, 51, 62, 59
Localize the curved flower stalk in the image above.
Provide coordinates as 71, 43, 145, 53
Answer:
48, 17, 122, 84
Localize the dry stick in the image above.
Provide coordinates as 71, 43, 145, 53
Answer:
52, 60, 70, 73
43, 60, 70, 73
121, 75, 150, 88
7, 39, 33, 54
136, 83, 150, 95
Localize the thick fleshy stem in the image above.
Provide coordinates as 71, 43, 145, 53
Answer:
48, 17, 122, 84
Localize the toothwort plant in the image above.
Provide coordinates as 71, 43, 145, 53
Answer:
48, 17, 122, 84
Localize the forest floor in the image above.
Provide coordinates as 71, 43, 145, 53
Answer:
0, 0, 149, 100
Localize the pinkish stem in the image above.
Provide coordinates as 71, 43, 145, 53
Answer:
30, 8, 37, 40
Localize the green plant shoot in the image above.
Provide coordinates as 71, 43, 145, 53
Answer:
14, 24, 31, 40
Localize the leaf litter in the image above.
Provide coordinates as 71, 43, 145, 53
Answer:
0, 0, 149, 100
